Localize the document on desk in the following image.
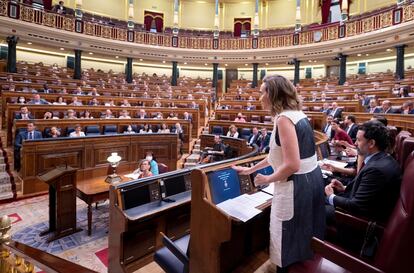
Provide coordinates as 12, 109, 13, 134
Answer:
125, 173, 139, 180
217, 197, 262, 222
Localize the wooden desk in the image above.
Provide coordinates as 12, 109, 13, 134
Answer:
20, 134, 179, 194
76, 175, 130, 236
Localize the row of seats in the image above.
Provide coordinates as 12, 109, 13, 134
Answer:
16, 124, 183, 138
211, 126, 269, 141
218, 114, 272, 123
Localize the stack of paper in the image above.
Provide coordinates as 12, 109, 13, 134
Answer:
216, 193, 272, 222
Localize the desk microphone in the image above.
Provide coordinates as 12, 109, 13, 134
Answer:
159, 179, 176, 203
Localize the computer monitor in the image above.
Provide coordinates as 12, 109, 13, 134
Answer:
319, 142, 330, 159
122, 185, 151, 210
207, 168, 241, 204
163, 175, 187, 197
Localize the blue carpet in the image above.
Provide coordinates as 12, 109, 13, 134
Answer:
12, 203, 109, 254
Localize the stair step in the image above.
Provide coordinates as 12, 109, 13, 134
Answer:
194, 144, 200, 149
186, 154, 200, 163
192, 149, 201, 154
196, 139, 201, 144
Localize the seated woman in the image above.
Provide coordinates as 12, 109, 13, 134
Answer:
158, 123, 170, 133
139, 124, 153, 133
145, 151, 159, 175
167, 113, 178, 120
16, 96, 26, 104
81, 110, 94, 119
118, 110, 131, 119
234, 112, 247, 122
47, 126, 61, 138
65, 109, 78, 119
43, 111, 59, 119
53, 96, 67, 105
226, 124, 239, 138
132, 159, 153, 179
69, 125, 85, 137
124, 125, 136, 134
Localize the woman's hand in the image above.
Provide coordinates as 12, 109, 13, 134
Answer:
321, 163, 337, 172
232, 165, 252, 175
345, 148, 357, 157
254, 174, 270, 186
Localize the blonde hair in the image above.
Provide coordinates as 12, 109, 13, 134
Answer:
262, 75, 301, 115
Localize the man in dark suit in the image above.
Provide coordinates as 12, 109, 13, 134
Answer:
402, 101, 414, 114
39, 83, 53, 94
322, 114, 335, 140
247, 127, 260, 147
14, 106, 34, 120
380, 100, 399, 114
14, 122, 43, 171
344, 115, 358, 142
325, 121, 401, 223
51, 1, 67, 14
257, 128, 270, 153
330, 102, 343, 119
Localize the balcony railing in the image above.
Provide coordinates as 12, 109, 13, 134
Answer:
1, 0, 413, 50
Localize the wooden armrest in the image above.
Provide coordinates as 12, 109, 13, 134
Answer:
335, 210, 385, 233
311, 237, 384, 273
160, 232, 189, 265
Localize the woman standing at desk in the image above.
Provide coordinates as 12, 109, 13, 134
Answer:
234, 75, 325, 272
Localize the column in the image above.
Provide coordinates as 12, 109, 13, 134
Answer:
75, 0, 83, 19
173, 0, 179, 35
338, 53, 348, 85
171, 61, 178, 86
126, 57, 133, 83
252, 63, 259, 88
128, 0, 134, 29
395, 44, 406, 80
341, 0, 349, 21
214, 0, 219, 38
74, 49, 82, 80
295, 0, 301, 32
6, 36, 18, 73
252, 0, 259, 37
293, 59, 300, 86
212, 63, 219, 89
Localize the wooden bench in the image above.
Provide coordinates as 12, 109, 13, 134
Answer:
5, 104, 200, 145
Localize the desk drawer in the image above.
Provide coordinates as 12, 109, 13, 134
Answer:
122, 225, 156, 264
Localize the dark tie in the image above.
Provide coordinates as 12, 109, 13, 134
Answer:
28, 132, 32, 140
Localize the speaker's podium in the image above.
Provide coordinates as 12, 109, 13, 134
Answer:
37, 166, 81, 242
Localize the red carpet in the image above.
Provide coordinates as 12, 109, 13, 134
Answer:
95, 248, 108, 267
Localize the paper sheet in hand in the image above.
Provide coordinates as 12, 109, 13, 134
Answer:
320, 159, 347, 169
217, 198, 262, 222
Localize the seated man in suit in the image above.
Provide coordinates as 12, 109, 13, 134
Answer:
39, 83, 53, 94
402, 101, 414, 114
330, 102, 343, 119
183, 111, 192, 121
366, 99, 381, 113
247, 127, 261, 147
380, 100, 399, 114
325, 121, 401, 223
14, 122, 43, 171
28, 94, 50, 105
137, 109, 147, 119
257, 128, 270, 153
344, 115, 358, 142
245, 102, 256, 111
15, 106, 34, 120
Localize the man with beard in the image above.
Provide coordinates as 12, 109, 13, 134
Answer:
325, 120, 401, 223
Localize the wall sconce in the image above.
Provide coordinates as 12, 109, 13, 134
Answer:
105, 152, 122, 184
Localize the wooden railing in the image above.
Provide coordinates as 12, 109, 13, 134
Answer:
0, 216, 97, 273
1, 0, 413, 50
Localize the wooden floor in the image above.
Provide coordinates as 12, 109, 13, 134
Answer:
136, 250, 270, 273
